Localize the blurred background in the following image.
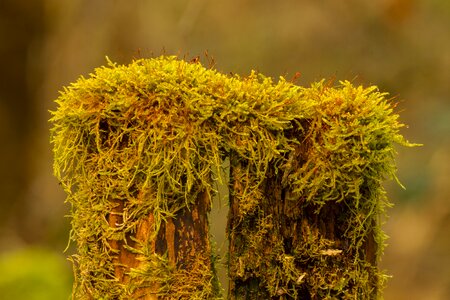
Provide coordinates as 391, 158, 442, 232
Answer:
0, 0, 448, 299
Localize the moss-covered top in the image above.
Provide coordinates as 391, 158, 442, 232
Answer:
50, 56, 415, 299
50, 56, 321, 226
51, 55, 412, 218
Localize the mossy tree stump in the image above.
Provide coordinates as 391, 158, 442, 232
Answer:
50, 57, 229, 299
51, 56, 415, 299
227, 84, 406, 299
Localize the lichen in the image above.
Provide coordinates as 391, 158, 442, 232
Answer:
50, 56, 416, 299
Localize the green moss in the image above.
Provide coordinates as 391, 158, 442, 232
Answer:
51, 56, 229, 299
50, 56, 416, 299
227, 80, 417, 299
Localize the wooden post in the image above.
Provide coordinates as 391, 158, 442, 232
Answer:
51, 57, 415, 299
228, 150, 380, 299
227, 82, 413, 299
51, 57, 222, 299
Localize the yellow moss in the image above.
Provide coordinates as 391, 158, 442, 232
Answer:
50, 56, 417, 299
227, 79, 417, 299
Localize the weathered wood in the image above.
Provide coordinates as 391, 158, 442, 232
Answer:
50, 57, 225, 299
106, 189, 213, 299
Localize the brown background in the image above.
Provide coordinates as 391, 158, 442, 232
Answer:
0, 0, 449, 298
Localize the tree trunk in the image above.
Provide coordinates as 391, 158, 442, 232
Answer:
228, 126, 381, 299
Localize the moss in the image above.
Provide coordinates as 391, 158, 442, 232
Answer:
51, 56, 227, 299
227, 80, 417, 299
50, 56, 416, 299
